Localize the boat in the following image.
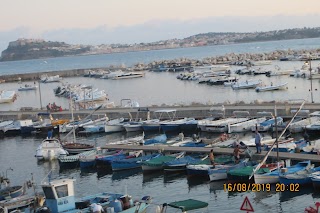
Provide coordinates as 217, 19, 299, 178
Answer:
74, 90, 107, 103
141, 109, 177, 132
255, 82, 288, 92
0, 175, 25, 201
163, 156, 208, 172
156, 199, 208, 212
227, 162, 281, 183
252, 60, 272, 66
80, 121, 106, 134
186, 164, 213, 178
62, 142, 95, 154
18, 84, 38, 91
143, 134, 167, 145
95, 150, 127, 168
0, 195, 35, 212
0, 91, 16, 103
266, 65, 293, 77
40, 74, 62, 83
105, 118, 126, 133
311, 173, 320, 190
35, 138, 69, 161
306, 121, 320, 138
198, 117, 249, 133
38, 178, 150, 213
79, 149, 120, 169
264, 142, 297, 152
123, 121, 143, 132
160, 117, 195, 132
302, 139, 320, 154
209, 160, 249, 181
111, 153, 161, 171
254, 161, 312, 184
231, 80, 261, 90
58, 149, 98, 168
228, 117, 266, 133
207, 76, 237, 85
112, 72, 145, 80
141, 152, 185, 172
210, 65, 230, 72
108, 134, 145, 145
251, 117, 283, 132
288, 112, 320, 133
279, 166, 320, 185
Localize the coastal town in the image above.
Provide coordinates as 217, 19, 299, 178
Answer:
1, 27, 320, 61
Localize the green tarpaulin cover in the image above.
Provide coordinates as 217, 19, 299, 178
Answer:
168, 199, 209, 211
142, 156, 175, 166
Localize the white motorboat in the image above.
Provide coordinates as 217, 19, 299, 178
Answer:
35, 138, 68, 161
251, 117, 283, 132
198, 117, 249, 133
231, 80, 262, 90
123, 121, 143, 132
210, 65, 230, 72
40, 75, 62, 83
105, 118, 126, 133
228, 117, 267, 133
266, 65, 293, 77
74, 90, 107, 103
289, 112, 320, 133
255, 82, 288, 92
252, 60, 272, 66
0, 91, 16, 103
18, 84, 38, 91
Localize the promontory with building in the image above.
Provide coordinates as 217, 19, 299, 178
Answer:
1, 27, 320, 62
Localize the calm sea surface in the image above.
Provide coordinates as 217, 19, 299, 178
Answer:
1, 38, 320, 212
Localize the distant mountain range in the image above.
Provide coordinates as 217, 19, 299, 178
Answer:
1, 27, 320, 62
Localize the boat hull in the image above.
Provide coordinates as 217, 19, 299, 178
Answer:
105, 125, 124, 133
124, 125, 142, 132
209, 171, 228, 181
254, 174, 279, 184
141, 165, 163, 172
0, 186, 24, 201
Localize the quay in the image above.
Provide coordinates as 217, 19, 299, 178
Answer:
102, 144, 320, 163
0, 103, 319, 121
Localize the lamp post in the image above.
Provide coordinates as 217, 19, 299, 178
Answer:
305, 59, 314, 103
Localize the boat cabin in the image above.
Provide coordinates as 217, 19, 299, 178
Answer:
41, 179, 76, 213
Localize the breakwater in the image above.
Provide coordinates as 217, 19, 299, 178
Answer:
0, 103, 316, 121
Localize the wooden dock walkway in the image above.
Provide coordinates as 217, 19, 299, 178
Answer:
102, 144, 320, 163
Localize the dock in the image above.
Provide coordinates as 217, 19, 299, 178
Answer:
102, 144, 320, 163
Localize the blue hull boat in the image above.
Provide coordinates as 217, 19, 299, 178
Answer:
0, 186, 24, 201
143, 134, 167, 145
111, 153, 161, 171
20, 126, 35, 134
141, 124, 161, 132
95, 154, 126, 168
279, 167, 320, 185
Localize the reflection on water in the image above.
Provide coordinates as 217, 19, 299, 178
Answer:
142, 171, 164, 184
96, 168, 112, 179
112, 168, 142, 181
163, 172, 186, 184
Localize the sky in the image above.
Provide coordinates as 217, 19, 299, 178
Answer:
1, 0, 320, 51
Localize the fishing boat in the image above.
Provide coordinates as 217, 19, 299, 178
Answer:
160, 117, 195, 132
279, 166, 320, 185
255, 82, 288, 92
95, 150, 126, 168
58, 149, 98, 168
141, 152, 185, 172
231, 79, 261, 90
0, 91, 16, 103
38, 178, 150, 213
141, 109, 177, 132
156, 199, 208, 212
40, 74, 62, 83
123, 121, 143, 132
251, 117, 283, 132
105, 118, 126, 133
302, 139, 320, 154
108, 133, 145, 145
197, 117, 249, 133
306, 121, 320, 138
228, 117, 266, 133
79, 149, 120, 169
163, 156, 208, 172
208, 158, 250, 182
18, 84, 38, 91
254, 161, 312, 184
311, 173, 320, 190
35, 138, 68, 161
62, 142, 95, 154
143, 134, 167, 146
111, 153, 161, 171
0, 195, 35, 212
0, 175, 25, 201
227, 162, 281, 183
264, 142, 297, 152
288, 112, 320, 133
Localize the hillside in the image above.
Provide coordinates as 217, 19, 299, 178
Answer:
1, 27, 320, 61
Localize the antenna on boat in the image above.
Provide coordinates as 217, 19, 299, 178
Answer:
249, 99, 306, 180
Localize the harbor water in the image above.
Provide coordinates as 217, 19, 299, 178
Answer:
0, 132, 319, 213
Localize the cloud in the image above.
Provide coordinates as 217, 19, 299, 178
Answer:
1, 15, 320, 52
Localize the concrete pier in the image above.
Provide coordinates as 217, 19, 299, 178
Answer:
0, 103, 317, 121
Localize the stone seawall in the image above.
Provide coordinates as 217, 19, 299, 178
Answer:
0, 103, 315, 121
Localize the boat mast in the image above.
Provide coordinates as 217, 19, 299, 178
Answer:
274, 103, 279, 168
70, 89, 76, 143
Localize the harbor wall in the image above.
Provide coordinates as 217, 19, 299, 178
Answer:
0, 103, 316, 121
